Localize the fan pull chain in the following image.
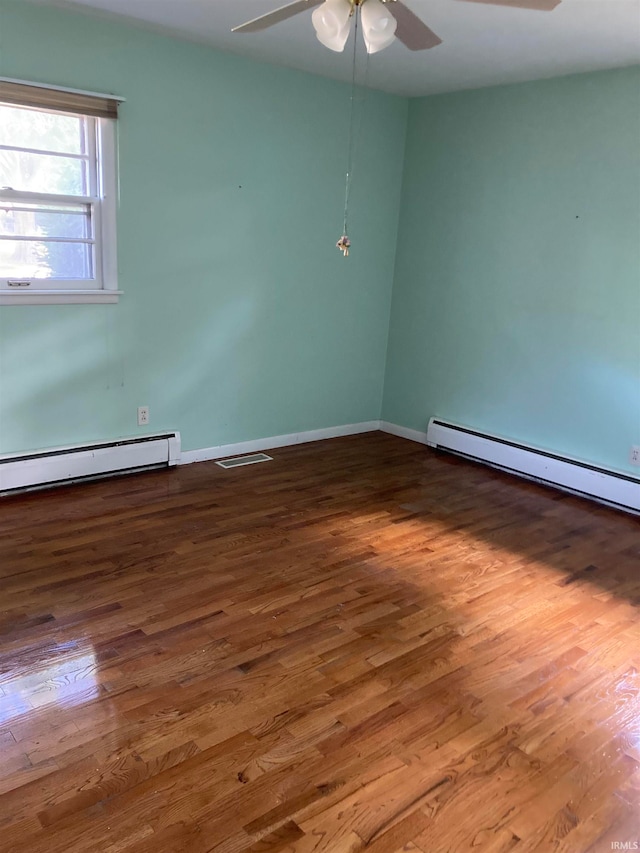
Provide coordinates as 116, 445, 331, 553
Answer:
336, 5, 368, 258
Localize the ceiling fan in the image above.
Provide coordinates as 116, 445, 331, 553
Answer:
234, 0, 562, 257
233, 0, 562, 55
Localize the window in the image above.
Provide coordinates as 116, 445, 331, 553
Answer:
0, 80, 121, 304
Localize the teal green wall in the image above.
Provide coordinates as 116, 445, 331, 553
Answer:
0, 0, 407, 453
383, 67, 640, 475
1, 0, 638, 477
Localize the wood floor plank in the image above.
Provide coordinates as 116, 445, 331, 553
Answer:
0, 432, 638, 852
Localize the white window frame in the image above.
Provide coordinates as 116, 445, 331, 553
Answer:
0, 101, 120, 305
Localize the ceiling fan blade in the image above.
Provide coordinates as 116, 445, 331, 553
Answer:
232, 0, 323, 33
454, 0, 561, 10
387, 2, 443, 51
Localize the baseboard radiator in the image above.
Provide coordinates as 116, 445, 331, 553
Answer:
426, 418, 640, 514
0, 432, 181, 493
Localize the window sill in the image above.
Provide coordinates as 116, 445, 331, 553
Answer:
0, 290, 122, 305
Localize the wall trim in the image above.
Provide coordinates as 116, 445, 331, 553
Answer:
379, 421, 429, 445
0, 290, 122, 305
179, 421, 382, 465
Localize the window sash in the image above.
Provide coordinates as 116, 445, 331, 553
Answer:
0, 201, 95, 240
0, 115, 99, 285
0, 109, 93, 198
0, 189, 98, 205
0, 143, 91, 161
0, 198, 97, 285
0, 236, 95, 245
0, 93, 118, 299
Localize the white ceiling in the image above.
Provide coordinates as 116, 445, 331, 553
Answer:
33, 0, 640, 96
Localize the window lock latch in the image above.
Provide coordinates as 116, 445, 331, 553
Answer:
7, 280, 31, 287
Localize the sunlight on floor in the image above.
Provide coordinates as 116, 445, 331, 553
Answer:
0, 642, 99, 724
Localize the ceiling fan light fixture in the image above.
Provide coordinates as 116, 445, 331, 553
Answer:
311, 0, 352, 52
361, 0, 397, 54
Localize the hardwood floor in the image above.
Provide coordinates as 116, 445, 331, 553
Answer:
0, 432, 638, 852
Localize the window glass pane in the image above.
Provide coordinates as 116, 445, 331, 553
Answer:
0, 202, 90, 240
0, 239, 93, 279
0, 149, 88, 195
0, 104, 85, 154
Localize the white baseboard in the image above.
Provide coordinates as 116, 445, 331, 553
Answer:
379, 421, 429, 445
179, 421, 381, 465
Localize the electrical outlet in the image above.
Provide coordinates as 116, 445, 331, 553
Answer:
631, 446, 640, 466
137, 406, 149, 426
